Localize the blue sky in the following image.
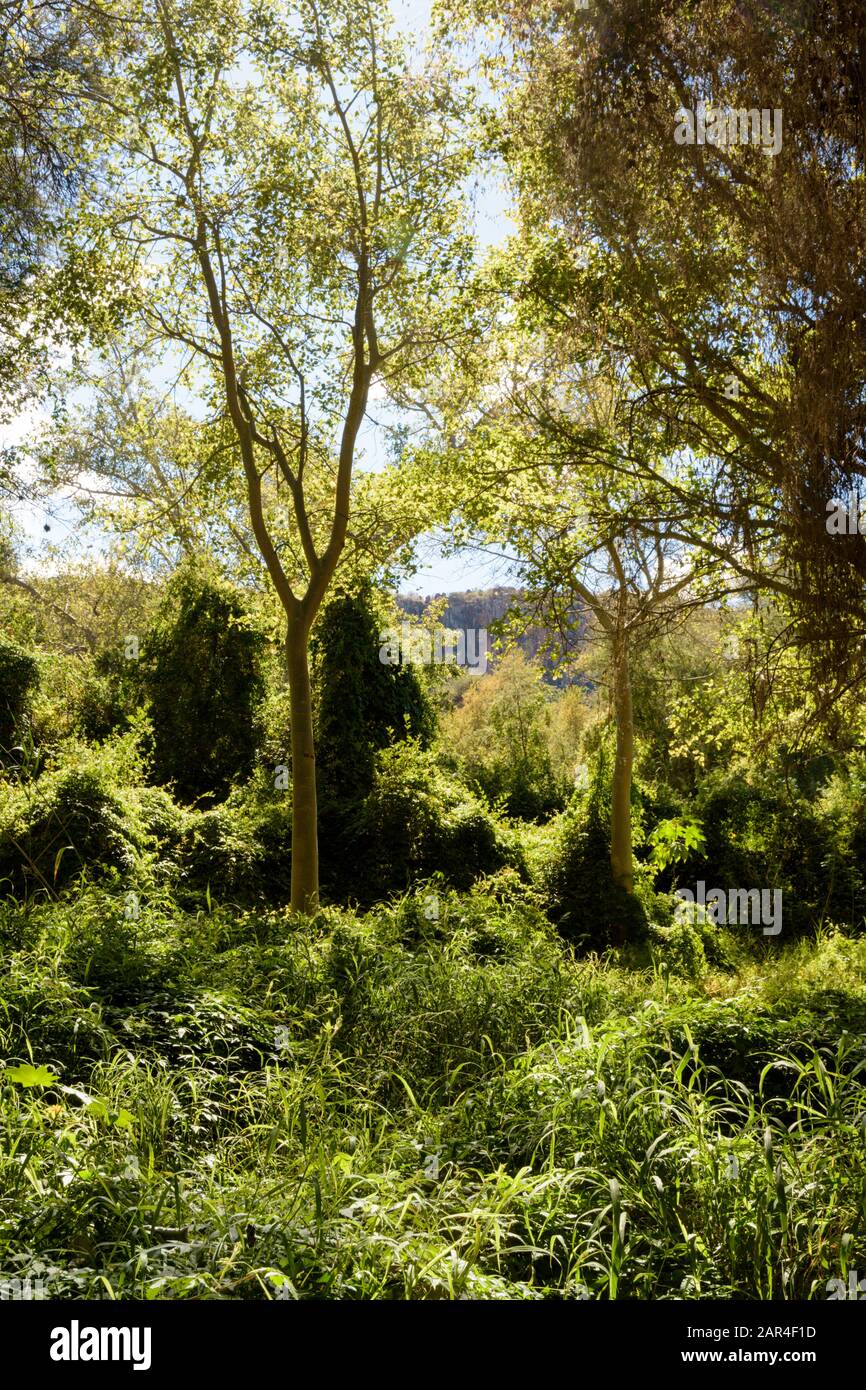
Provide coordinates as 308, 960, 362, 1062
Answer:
376, 0, 519, 595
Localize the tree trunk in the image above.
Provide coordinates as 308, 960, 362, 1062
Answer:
610, 632, 634, 897
287, 618, 318, 913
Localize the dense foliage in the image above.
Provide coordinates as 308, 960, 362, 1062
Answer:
141, 568, 267, 804
0, 0, 864, 1316
1, 880, 865, 1299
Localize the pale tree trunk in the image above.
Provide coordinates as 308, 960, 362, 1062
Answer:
287, 617, 319, 913
610, 629, 634, 898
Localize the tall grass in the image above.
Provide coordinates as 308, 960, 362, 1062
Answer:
0, 883, 864, 1299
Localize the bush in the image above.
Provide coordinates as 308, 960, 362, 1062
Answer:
675, 764, 859, 935
648, 914, 708, 981
129, 784, 187, 849
174, 803, 266, 903
0, 636, 39, 757
74, 647, 144, 744
61, 894, 188, 1002
541, 739, 647, 949
0, 765, 144, 897
313, 585, 435, 807
245, 793, 293, 902
0, 950, 114, 1071
333, 740, 513, 905
816, 762, 866, 927
141, 566, 267, 803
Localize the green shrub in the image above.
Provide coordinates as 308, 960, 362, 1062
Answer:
244, 795, 293, 902
541, 739, 647, 949
336, 740, 513, 905
74, 647, 144, 744
313, 584, 435, 807
0, 735, 160, 897
0, 636, 39, 756
648, 914, 708, 980
0, 768, 144, 897
677, 764, 859, 935
816, 762, 866, 927
61, 895, 188, 1002
141, 565, 267, 803
129, 784, 187, 848
0, 953, 113, 1072
174, 802, 265, 903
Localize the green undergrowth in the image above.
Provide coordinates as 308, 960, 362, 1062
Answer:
0, 881, 864, 1300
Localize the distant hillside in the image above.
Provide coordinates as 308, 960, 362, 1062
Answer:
396, 586, 586, 683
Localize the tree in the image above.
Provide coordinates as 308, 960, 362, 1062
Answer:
39, 344, 446, 595
427, 265, 742, 915
481, 464, 721, 905
0, 0, 118, 424
83, 0, 474, 908
444, 648, 566, 820
40, 349, 258, 577
445, 0, 866, 697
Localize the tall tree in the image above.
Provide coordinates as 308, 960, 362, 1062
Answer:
443, 0, 866, 701
457, 415, 733, 908
423, 251, 743, 910
83, 0, 474, 909
0, 0, 116, 424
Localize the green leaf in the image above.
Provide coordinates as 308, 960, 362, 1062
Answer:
53, 845, 73, 883
5, 1064, 60, 1088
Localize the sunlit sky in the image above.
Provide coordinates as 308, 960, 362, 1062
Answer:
3, 0, 517, 598
378, 0, 517, 595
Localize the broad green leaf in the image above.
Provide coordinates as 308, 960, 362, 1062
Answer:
6, 1065, 60, 1088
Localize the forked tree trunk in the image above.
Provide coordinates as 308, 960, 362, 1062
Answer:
287, 618, 318, 913
610, 632, 634, 897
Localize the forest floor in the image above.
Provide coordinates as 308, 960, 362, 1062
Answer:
1, 880, 864, 1300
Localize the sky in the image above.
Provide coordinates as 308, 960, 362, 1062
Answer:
371, 0, 519, 595
2, 0, 517, 598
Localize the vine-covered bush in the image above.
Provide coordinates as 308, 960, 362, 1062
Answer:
335, 740, 513, 905
313, 584, 435, 807
541, 736, 648, 949
141, 566, 267, 803
0, 762, 144, 895
677, 764, 861, 935
0, 636, 39, 757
